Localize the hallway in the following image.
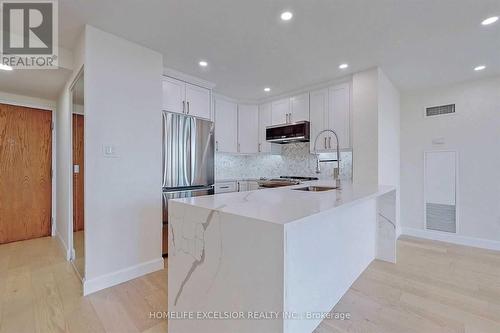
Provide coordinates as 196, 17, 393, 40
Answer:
0, 237, 167, 333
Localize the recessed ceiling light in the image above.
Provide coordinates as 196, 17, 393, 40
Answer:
339, 63, 349, 69
280, 11, 293, 21
198, 60, 208, 67
0, 64, 13, 71
481, 16, 499, 25
264, 87, 271, 92
474, 65, 486, 71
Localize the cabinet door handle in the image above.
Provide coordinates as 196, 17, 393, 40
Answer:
238, 143, 241, 152
187, 101, 190, 114
328, 136, 332, 149
258, 143, 261, 152
216, 141, 219, 152
285, 113, 288, 124
182, 101, 185, 113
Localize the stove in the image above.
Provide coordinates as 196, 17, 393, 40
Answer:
257, 176, 319, 189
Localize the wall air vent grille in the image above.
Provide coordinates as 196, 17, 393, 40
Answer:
426, 104, 455, 117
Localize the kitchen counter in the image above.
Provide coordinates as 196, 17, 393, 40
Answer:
178, 180, 395, 224
168, 181, 398, 333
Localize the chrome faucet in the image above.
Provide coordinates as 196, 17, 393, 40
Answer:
313, 129, 341, 188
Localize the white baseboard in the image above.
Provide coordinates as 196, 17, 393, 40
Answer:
83, 258, 164, 296
56, 232, 72, 261
401, 227, 500, 252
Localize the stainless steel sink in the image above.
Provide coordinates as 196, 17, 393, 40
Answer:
292, 186, 339, 192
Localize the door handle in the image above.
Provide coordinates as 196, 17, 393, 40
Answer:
328, 136, 332, 149
187, 101, 190, 114
182, 101, 185, 113
324, 137, 327, 149
216, 141, 219, 152
258, 143, 261, 152
285, 113, 288, 124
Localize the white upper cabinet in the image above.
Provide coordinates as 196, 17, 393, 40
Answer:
309, 83, 351, 153
328, 84, 350, 150
271, 94, 309, 125
290, 93, 310, 123
309, 88, 329, 152
214, 97, 238, 153
258, 103, 272, 153
185, 83, 211, 119
238, 105, 259, 154
271, 98, 290, 125
162, 77, 185, 114
162, 76, 211, 120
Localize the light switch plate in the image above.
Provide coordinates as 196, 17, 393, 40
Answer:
432, 137, 445, 145
103, 144, 119, 158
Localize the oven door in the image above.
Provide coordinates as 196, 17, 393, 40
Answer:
162, 185, 214, 256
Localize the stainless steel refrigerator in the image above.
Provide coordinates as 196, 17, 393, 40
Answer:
162, 111, 215, 256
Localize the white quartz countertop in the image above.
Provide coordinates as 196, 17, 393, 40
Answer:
172, 181, 395, 225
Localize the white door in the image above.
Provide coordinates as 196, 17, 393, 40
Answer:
238, 104, 259, 154
258, 103, 272, 153
271, 98, 290, 125
290, 93, 309, 123
309, 88, 329, 152
214, 98, 238, 153
328, 83, 350, 150
162, 77, 185, 114
185, 83, 211, 119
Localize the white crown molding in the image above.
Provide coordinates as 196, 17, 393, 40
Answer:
257, 74, 354, 105
163, 67, 216, 89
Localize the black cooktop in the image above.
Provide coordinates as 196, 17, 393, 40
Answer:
280, 176, 319, 181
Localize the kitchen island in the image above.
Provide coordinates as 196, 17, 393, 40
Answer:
168, 181, 398, 333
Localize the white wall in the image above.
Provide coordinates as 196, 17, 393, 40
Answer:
352, 68, 379, 186
83, 26, 163, 294
377, 69, 401, 234
55, 32, 85, 259
401, 76, 500, 245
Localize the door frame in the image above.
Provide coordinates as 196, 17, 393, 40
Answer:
68, 66, 85, 270
0, 96, 56, 237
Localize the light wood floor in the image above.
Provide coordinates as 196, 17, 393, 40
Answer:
0, 236, 167, 333
1, 235, 499, 333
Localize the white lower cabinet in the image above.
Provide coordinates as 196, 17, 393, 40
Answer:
310, 83, 351, 153
238, 180, 259, 192
215, 181, 238, 193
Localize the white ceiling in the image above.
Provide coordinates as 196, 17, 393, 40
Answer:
0, 68, 71, 101
2, 0, 500, 101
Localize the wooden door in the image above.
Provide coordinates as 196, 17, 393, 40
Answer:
0, 103, 52, 244
73, 114, 84, 232
185, 83, 211, 119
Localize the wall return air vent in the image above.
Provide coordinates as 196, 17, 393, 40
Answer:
425, 104, 455, 117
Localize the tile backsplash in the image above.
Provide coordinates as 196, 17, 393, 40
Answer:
216, 143, 352, 181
